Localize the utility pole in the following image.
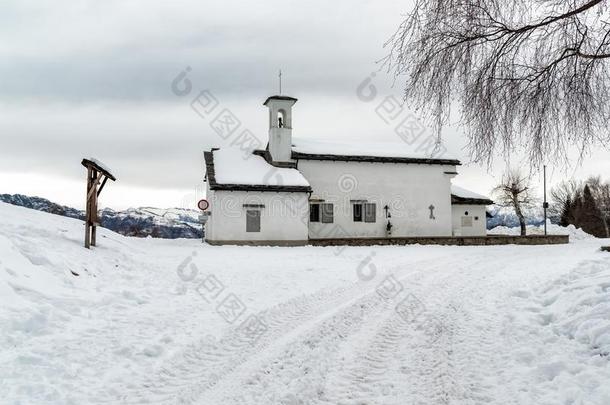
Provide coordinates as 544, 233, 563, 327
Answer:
543, 165, 548, 235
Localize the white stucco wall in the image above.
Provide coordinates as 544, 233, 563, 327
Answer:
204, 187, 309, 244
269, 127, 293, 162
451, 204, 487, 236
297, 160, 457, 238
266, 99, 294, 163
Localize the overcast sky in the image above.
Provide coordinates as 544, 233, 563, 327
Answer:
1, 0, 609, 210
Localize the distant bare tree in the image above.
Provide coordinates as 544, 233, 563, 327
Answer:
493, 170, 536, 235
387, 0, 610, 166
551, 175, 610, 236
551, 179, 582, 219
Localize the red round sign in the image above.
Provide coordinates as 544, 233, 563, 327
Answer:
197, 199, 210, 211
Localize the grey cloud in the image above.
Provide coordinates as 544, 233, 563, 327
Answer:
0, 0, 402, 103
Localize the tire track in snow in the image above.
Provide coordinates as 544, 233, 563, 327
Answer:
197, 255, 469, 404
396, 259, 501, 405
115, 284, 358, 404
115, 255, 458, 404
320, 254, 494, 405
391, 252, 568, 405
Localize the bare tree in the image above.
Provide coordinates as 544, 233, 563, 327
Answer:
551, 175, 610, 236
550, 179, 582, 219
493, 170, 536, 235
387, 0, 610, 166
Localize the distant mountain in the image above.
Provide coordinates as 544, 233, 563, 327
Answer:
0, 193, 560, 235
0, 193, 85, 220
487, 204, 559, 229
0, 194, 202, 239
98, 207, 203, 239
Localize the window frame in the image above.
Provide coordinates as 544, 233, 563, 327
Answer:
320, 203, 334, 223
364, 202, 376, 223
246, 209, 261, 232
353, 201, 376, 223
461, 216, 473, 227
309, 203, 320, 223
353, 203, 363, 222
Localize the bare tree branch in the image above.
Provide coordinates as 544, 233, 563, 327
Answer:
386, 0, 610, 166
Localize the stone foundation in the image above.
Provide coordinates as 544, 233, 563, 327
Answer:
206, 239, 309, 247
309, 234, 569, 247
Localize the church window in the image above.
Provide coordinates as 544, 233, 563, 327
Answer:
353, 203, 363, 222
310, 203, 320, 222
321, 203, 334, 223
246, 210, 261, 232
364, 203, 376, 223
353, 202, 376, 223
310, 203, 333, 223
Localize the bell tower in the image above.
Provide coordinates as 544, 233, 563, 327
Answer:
264, 95, 297, 164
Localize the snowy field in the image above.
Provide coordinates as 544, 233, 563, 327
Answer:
1, 201, 610, 405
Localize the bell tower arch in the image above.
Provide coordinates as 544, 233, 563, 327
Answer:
263, 95, 297, 164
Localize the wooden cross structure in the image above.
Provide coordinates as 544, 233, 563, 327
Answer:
81, 158, 116, 249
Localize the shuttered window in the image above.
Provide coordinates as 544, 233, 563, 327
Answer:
321, 203, 334, 223
353, 202, 376, 223
246, 210, 261, 232
310, 203, 320, 222
461, 216, 473, 227
364, 203, 376, 223
353, 203, 363, 222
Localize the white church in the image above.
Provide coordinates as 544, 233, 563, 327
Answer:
203, 95, 493, 245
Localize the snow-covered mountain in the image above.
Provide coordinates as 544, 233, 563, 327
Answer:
486, 204, 558, 229
0, 193, 202, 239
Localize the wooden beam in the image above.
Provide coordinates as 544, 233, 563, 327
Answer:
85, 167, 92, 249
87, 171, 103, 201
97, 176, 108, 197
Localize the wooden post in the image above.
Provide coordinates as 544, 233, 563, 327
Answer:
85, 167, 93, 249
82, 158, 116, 249
91, 174, 97, 247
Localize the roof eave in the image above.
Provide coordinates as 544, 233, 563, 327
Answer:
263, 95, 298, 106
292, 151, 461, 166
209, 184, 312, 193
81, 158, 116, 181
451, 195, 494, 205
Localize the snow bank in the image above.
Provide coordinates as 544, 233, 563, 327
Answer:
546, 262, 610, 358
505, 256, 610, 403
489, 221, 595, 240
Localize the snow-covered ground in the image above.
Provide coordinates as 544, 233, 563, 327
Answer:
2, 201, 610, 405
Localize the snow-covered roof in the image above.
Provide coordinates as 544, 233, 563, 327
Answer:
451, 185, 489, 200
82, 157, 116, 180
204, 148, 311, 192
291, 137, 460, 164
451, 184, 493, 205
